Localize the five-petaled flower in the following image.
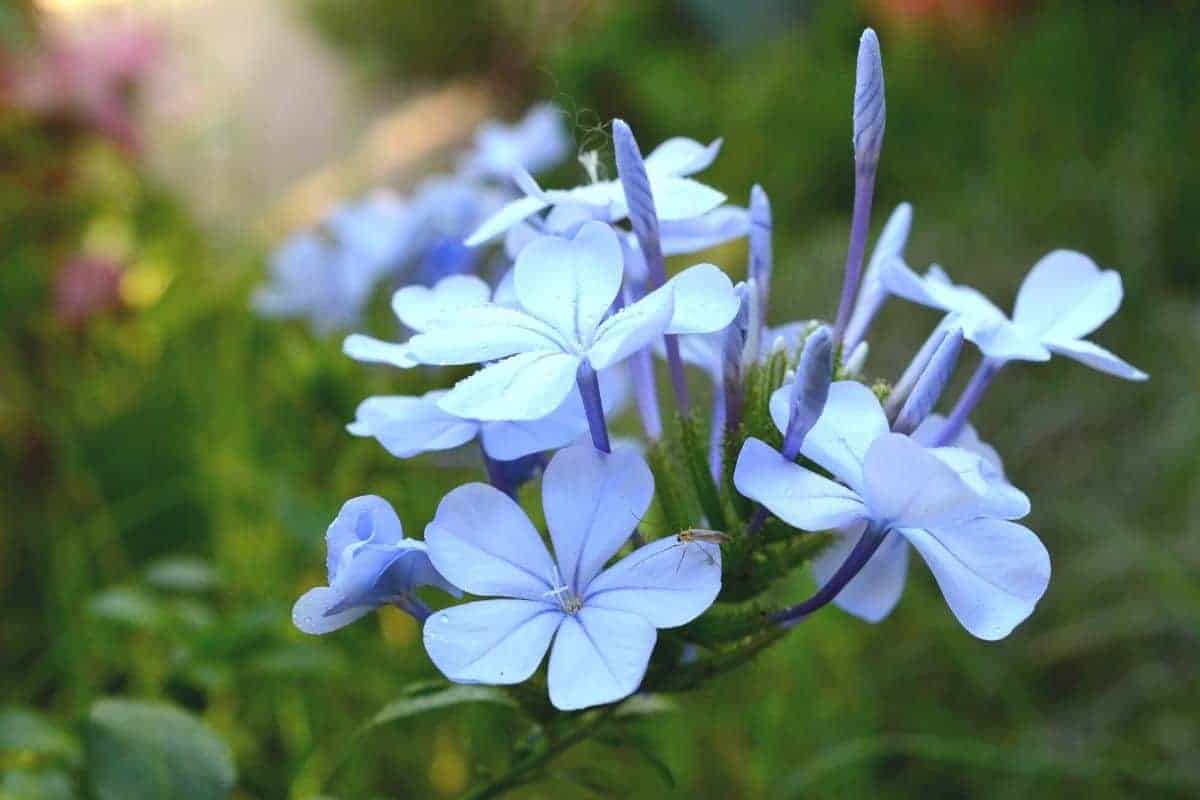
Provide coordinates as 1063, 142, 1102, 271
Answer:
734, 380, 1051, 640
408, 221, 739, 421
422, 445, 722, 710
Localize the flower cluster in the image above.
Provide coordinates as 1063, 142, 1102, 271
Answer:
289, 30, 1146, 714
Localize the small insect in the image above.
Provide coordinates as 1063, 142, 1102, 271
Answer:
632, 529, 729, 573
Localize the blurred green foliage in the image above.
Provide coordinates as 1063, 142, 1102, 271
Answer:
4, 0, 1199, 797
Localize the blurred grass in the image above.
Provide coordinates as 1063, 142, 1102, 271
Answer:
3, 0, 1199, 797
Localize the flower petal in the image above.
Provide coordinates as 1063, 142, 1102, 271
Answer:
927, 446, 1030, 520
424, 599, 562, 684
424, 483, 556, 599
733, 438, 867, 531
391, 275, 493, 333
547, 607, 656, 710
325, 495, 405, 580
407, 306, 566, 365
438, 351, 581, 422
347, 393, 479, 458
587, 287, 675, 370
1012, 250, 1123, 340
659, 205, 749, 255
663, 263, 740, 335
542, 445, 654, 592
292, 587, 373, 635
862, 433, 991, 529
646, 176, 727, 221
464, 194, 551, 246
514, 222, 623, 345
810, 523, 910, 623
899, 519, 1051, 640
343, 334, 419, 369
584, 535, 721, 628
1043, 336, 1148, 381
964, 318, 1051, 362
797, 381, 890, 490
643, 137, 723, 177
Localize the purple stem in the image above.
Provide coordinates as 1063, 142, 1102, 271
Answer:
832, 165, 878, 348
885, 320, 951, 421
393, 594, 432, 624
576, 361, 611, 453
623, 285, 664, 439
934, 358, 1004, 446
479, 442, 516, 499
773, 524, 888, 628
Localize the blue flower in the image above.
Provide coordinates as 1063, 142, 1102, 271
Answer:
422, 445, 721, 710
293, 496, 459, 635
458, 103, 571, 182
465, 136, 728, 246
408, 222, 738, 421
883, 250, 1147, 379
734, 380, 1049, 639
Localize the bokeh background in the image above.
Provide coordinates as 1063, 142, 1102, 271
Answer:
2, 0, 1198, 797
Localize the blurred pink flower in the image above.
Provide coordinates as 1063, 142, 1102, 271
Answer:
53, 254, 124, 327
11, 21, 159, 152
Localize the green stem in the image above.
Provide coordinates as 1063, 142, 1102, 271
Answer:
458, 704, 621, 800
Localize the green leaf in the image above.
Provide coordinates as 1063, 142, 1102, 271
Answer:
0, 768, 77, 800
595, 730, 676, 789
0, 708, 82, 769
677, 413, 727, 531
85, 700, 236, 800
86, 587, 163, 631
144, 557, 221, 593
366, 685, 516, 731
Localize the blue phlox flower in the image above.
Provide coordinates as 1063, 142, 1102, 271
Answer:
293, 495, 460, 635
465, 136, 728, 246
883, 250, 1147, 379
734, 380, 1050, 639
408, 221, 739, 421
347, 368, 630, 461
422, 445, 722, 710
325, 191, 415, 281
459, 103, 572, 181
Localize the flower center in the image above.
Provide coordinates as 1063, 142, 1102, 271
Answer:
542, 566, 583, 614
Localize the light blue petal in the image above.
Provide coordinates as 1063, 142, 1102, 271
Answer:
663, 263, 740, 336
408, 306, 567, 365
646, 176, 727, 222
424, 483, 557, 600
733, 438, 866, 531
810, 522, 909, 623
465, 194, 551, 246
927, 446, 1029, 520
325, 495, 405, 580
424, 599, 562, 684
912, 414, 1005, 474
643, 136, 723, 177
1012, 250, 1122, 340
292, 587, 373, 635
586, 287, 675, 370
514, 222, 623, 346
438, 351, 581, 422
1043, 336, 1148, 381
583, 535, 721, 628
391, 275, 492, 333
861, 434, 990, 529
543, 445, 654, 592
547, 607, 656, 711
899, 519, 1050, 640
965, 318, 1051, 362
659, 206, 749, 255
797, 381, 890, 490
347, 393, 479, 458
343, 334, 419, 369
